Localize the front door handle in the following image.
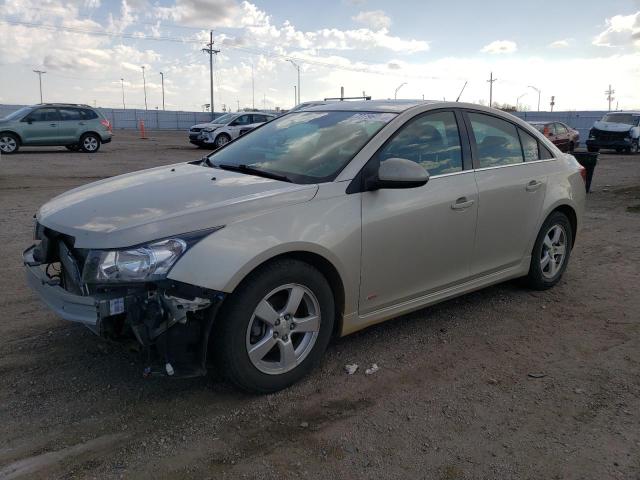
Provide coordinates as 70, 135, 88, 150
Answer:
526, 180, 543, 192
451, 197, 475, 210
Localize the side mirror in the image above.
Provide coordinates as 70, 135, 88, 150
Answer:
366, 158, 429, 191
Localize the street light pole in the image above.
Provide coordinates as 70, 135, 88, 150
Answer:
528, 85, 541, 112
159, 72, 165, 110
293, 85, 297, 107
33, 70, 46, 103
141, 66, 148, 110
394, 82, 407, 100
120, 78, 126, 109
287, 59, 300, 104
517, 93, 527, 111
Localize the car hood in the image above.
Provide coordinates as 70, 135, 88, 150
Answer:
593, 120, 634, 132
191, 123, 224, 130
37, 163, 318, 249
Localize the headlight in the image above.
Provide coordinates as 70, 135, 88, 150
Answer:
202, 127, 218, 133
82, 238, 187, 283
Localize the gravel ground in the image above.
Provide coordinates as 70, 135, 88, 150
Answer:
0, 131, 639, 479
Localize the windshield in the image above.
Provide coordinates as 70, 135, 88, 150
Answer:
2, 106, 32, 121
206, 111, 397, 184
211, 113, 236, 125
602, 113, 639, 125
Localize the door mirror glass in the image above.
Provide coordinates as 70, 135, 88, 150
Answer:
369, 157, 430, 190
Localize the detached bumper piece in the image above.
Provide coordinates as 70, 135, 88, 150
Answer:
23, 242, 225, 379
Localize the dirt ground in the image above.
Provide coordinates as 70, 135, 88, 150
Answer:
0, 131, 639, 480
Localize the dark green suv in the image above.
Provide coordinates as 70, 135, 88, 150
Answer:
0, 104, 112, 154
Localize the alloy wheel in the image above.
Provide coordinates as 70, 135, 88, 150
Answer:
0, 136, 17, 153
245, 283, 321, 375
215, 135, 229, 147
540, 224, 567, 279
83, 136, 99, 152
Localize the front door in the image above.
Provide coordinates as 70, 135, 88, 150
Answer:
360, 110, 478, 315
228, 114, 253, 139
20, 107, 61, 145
465, 111, 548, 276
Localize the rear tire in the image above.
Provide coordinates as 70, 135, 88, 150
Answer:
526, 211, 573, 290
0, 133, 19, 154
80, 133, 101, 153
568, 142, 575, 152
215, 259, 335, 393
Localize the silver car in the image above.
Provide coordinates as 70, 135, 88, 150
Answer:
24, 101, 586, 392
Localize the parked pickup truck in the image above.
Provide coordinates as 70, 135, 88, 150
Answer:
586, 112, 640, 154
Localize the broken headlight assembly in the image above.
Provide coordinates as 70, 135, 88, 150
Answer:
81, 227, 222, 284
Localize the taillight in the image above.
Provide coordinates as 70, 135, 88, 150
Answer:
100, 119, 112, 132
579, 165, 587, 183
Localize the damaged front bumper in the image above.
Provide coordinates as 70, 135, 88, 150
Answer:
23, 245, 225, 378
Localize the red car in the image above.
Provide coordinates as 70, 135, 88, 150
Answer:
529, 121, 579, 152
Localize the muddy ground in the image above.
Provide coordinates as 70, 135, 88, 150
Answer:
0, 131, 639, 479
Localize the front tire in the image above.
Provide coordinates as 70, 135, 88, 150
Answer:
526, 211, 573, 290
80, 133, 101, 153
215, 259, 335, 393
587, 146, 599, 153
0, 133, 19, 154
214, 133, 231, 148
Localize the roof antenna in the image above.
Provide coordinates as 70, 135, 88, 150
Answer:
456, 81, 468, 102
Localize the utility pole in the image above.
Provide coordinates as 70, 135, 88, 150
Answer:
236, 99, 240, 112
550, 95, 555, 112
141, 66, 148, 110
202, 30, 220, 120
487, 72, 497, 108
33, 70, 46, 103
120, 78, 126, 109
159, 72, 165, 110
528, 85, 541, 112
251, 63, 255, 110
287, 59, 300, 104
605, 84, 615, 111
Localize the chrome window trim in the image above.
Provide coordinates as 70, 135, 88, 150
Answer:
471, 157, 557, 173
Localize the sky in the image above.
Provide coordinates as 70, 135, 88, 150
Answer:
0, 0, 639, 112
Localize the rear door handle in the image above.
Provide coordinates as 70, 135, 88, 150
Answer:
451, 197, 475, 210
526, 180, 544, 192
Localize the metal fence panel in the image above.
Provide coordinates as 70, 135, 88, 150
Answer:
0, 104, 611, 139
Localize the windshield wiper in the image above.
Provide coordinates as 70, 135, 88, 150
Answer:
215, 163, 293, 183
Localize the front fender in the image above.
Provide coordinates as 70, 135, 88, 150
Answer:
167, 192, 362, 317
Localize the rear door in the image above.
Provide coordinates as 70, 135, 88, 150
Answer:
554, 123, 570, 152
57, 107, 83, 143
359, 109, 478, 314
20, 108, 61, 145
464, 111, 549, 276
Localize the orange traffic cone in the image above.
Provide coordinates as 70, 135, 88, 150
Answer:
139, 120, 148, 139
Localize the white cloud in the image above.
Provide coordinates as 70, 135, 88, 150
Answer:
593, 11, 640, 48
549, 39, 571, 48
352, 10, 391, 30
481, 40, 517, 54
155, 0, 241, 28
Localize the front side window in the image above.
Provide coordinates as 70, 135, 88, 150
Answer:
468, 112, 523, 168
24, 108, 61, 122
207, 111, 396, 184
234, 115, 252, 126
377, 111, 463, 176
555, 123, 567, 134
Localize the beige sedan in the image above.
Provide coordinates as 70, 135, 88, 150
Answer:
25, 100, 586, 392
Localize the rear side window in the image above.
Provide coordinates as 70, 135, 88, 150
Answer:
80, 109, 98, 120
540, 144, 554, 159
468, 112, 523, 168
377, 110, 463, 176
518, 128, 540, 162
253, 115, 267, 123
58, 108, 82, 121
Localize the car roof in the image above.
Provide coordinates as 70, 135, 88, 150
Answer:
302, 99, 440, 113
